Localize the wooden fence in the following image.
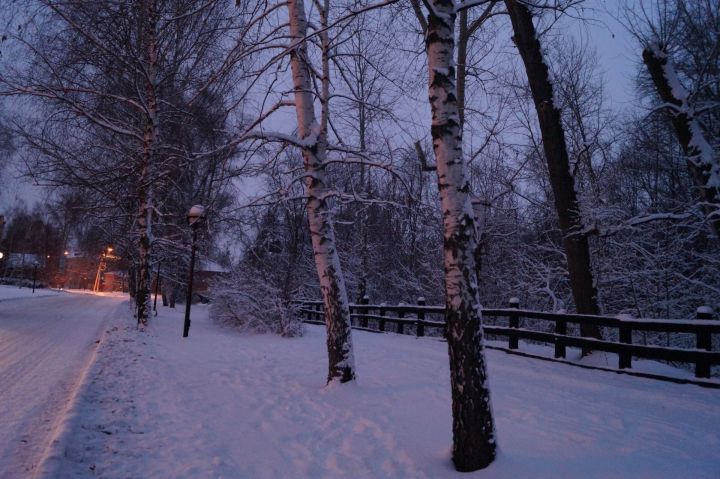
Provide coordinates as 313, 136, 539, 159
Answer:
298, 298, 720, 380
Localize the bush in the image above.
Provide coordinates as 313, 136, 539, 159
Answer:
209, 270, 303, 337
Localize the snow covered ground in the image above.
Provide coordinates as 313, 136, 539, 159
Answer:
33, 300, 719, 479
0, 285, 62, 302
0, 292, 126, 478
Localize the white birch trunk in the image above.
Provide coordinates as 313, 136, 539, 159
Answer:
287, 0, 356, 383
136, 0, 159, 328
426, 0, 496, 471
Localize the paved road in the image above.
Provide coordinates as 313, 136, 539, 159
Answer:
0, 293, 125, 478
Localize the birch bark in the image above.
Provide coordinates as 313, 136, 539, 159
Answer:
136, 0, 159, 328
287, 0, 356, 383
426, 0, 496, 471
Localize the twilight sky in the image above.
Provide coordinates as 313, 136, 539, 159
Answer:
0, 0, 641, 214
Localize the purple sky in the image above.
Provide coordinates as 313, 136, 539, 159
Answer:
0, 0, 641, 214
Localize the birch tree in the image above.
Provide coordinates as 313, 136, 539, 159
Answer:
287, 0, 356, 383
424, 0, 496, 471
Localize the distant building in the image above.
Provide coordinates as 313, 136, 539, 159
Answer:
195, 259, 230, 295
103, 270, 128, 292
63, 256, 97, 289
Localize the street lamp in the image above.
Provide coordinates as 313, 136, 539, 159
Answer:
183, 205, 205, 338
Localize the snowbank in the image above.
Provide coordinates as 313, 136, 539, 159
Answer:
0, 285, 61, 301
43, 303, 720, 478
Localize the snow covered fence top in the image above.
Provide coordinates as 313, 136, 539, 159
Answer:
298, 299, 719, 382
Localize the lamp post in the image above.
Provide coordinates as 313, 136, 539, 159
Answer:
183, 205, 205, 338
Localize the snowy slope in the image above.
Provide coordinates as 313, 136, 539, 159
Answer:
40, 303, 719, 479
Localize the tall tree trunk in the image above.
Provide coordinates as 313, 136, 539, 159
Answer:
643, 44, 720, 238
128, 265, 137, 299
426, 1, 496, 471
136, 0, 159, 329
504, 0, 602, 338
287, 0, 356, 383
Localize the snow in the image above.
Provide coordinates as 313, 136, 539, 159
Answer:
0, 292, 126, 477
697, 306, 714, 315
0, 285, 62, 301
492, 340, 702, 381
657, 47, 689, 102
31, 299, 720, 479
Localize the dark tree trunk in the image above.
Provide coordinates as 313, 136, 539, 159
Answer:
169, 284, 177, 308
505, 0, 602, 339
128, 266, 137, 299
643, 45, 720, 238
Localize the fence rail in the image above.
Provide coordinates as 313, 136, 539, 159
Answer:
298, 298, 720, 380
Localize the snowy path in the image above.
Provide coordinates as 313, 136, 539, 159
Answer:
0, 293, 126, 478
46, 305, 719, 479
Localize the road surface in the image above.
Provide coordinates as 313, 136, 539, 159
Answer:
0, 292, 125, 478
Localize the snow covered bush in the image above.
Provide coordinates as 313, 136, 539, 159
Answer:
210, 269, 303, 337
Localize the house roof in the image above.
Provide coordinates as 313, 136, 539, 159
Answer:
198, 259, 229, 273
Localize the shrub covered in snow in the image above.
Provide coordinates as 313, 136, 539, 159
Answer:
210, 269, 303, 337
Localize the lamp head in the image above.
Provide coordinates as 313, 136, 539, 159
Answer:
187, 204, 206, 228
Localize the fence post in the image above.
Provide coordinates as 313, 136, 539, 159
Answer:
416, 297, 426, 337
315, 302, 322, 323
379, 303, 386, 332
619, 320, 632, 369
508, 297, 520, 350
360, 295, 369, 329
397, 303, 405, 335
695, 306, 713, 378
555, 314, 567, 359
